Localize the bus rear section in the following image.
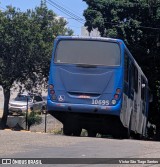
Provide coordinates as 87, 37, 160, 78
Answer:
47, 36, 126, 137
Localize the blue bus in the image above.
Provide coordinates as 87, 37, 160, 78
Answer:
47, 36, 150, 138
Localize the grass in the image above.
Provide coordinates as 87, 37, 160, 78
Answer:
81, 129, 88, 136
47, 128, 63, 134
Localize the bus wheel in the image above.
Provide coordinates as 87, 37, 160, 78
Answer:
73, 128, 82, 136
126, 111, 133, 139
127, 124, 131, 139
122, 122, 131, 139
87, 130, 97, 137
63, 123, 72, 136
63, 121, 82, 136
132, 133, 141, 140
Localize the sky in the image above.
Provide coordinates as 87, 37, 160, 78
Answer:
0, 0, 87, 35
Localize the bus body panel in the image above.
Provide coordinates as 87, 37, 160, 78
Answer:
47, 36, 149, 138
120, 47, 149, 136
47, 65, 123, 115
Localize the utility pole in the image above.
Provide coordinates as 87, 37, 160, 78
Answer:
26, 97, 28, 130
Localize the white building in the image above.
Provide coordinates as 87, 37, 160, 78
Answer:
81, 26, 100, 37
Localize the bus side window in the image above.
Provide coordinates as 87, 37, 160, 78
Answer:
131, 64, 138, 92
141, 76, 146, 101
124, 52, 129, 82
134, 67, 138, 92
131, 64, 135, 89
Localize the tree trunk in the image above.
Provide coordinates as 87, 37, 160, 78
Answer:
0, 87, 10, 129
28, 125, 31, 131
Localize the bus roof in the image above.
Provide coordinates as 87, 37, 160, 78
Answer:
56, 36, 124, 43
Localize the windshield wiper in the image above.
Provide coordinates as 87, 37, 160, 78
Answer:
76, 64, 97, 68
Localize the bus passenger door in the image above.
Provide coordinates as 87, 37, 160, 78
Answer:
135, 74, 143, 134
138, 77, 147, 134
128, 64, 136, 132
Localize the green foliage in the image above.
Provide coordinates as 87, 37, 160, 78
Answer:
0, 1, 73, 91
27, 111, 42, 130
0, 0, 73, 128
83, 0, 160, 123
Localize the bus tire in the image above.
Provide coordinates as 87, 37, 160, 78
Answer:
132, 133, 141, 140
126, 110, 133, 139
73, 128, 82, 136
87, 130, 97, 137
63, 123, 72, 136
127, 120, 131, 139
63, 118, 82, 136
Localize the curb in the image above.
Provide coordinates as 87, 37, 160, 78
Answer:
3, 129, 48, 134
4, 129, 12, 131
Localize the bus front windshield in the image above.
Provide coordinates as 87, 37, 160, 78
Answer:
54, 40, 121, 66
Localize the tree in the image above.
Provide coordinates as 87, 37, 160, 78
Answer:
0, 1, 73, 129
83, 0, 160, 125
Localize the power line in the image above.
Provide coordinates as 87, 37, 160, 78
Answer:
48, 0, 84, 21
46, 0, 85, 24
53, 0, 83, 18
92, 20, 160, 31
47, 1, 84, 24
2, 0, 159, 31
138, 25, 160, 30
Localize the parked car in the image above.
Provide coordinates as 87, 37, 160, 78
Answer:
42, 96, 47, 104
9, 93, 46, 115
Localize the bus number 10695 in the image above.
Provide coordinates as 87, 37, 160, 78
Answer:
92, 99, 109, 106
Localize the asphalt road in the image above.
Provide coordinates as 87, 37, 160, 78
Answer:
0, 130, 160, 167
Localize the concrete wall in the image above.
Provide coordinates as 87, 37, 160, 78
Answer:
7, 116, 26, 129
